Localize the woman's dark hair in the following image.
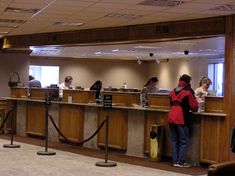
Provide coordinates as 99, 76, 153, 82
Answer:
144, 77, 159, 87
29, 75, 34, 81
179, 74, 191, 84
90, 80, 102, 90
64, 76, 73, 83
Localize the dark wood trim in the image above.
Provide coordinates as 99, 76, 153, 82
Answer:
6, 16, 225, 48
222, 15, 233, 162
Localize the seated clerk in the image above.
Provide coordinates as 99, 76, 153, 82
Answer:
194, 76, 212, 102
141, 76, 159, 106
90, 80, 102, 102
29, 75, 41, 88
58, 75, 74, 97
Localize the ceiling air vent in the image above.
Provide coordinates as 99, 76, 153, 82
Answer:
0, 24, 19, 28
105, 13, 143, 20
138, 0, 184, 7
0, 18, 26, 24
5, 7, 40, 13
210, 4, 235, 11
53, 22, 84, 27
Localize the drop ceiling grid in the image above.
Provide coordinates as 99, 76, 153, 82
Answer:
0, 0, 233, 36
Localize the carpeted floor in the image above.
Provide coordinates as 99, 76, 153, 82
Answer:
0, 134, 208, 176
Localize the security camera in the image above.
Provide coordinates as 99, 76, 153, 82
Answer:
184, 50, 189, 55
149, 53, 154, 57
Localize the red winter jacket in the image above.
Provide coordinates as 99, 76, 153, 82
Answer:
167, 81, 198, 125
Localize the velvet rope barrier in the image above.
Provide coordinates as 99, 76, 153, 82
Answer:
49, 115, 107, 146
0, 109, 12, 131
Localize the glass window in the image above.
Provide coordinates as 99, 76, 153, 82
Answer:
208, 63, 224, 96
29, 65, 59, 87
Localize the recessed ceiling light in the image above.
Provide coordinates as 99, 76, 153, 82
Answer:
5, 7, 40, 13
53, 22, 84, 27
138, 0, 184, 7
105, 13, 143, 20
112, 49, 120, 52
210, 4, 235, 11
0, 18, 26, 24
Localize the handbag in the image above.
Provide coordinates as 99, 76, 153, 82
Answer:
8, 72, 21, 88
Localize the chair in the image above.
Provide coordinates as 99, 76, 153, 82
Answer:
208, 161, 235, 176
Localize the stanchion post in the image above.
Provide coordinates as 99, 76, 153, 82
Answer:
96, 95, 117, 167
37, 94, 56, 156
3, 104, 20, 148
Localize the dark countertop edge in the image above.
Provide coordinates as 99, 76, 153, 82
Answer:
2, 97, 226, 117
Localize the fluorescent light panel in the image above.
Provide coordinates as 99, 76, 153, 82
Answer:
5, 7, 40, 13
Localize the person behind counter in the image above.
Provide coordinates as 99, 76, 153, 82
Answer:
90, 80, 102, 103
194, 76, 212, 101
141, 76, 159, 106
59, 76, 74, 97
167, 74, 198, 168
59, 76, 73, 89
29, 75, 41, 88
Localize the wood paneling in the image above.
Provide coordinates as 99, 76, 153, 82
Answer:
29, 88, 47, 100
26, 102, 45, 136
102, 92, 140, 106
200, 116, 227, 164
59, 104, 84, 142
222, 15, 233, 162
204, 97, 224, 113
7, 17, 225, 47
97, 109, 128, 150
62, 90, 96, 103
11, 88, 28, 98
148, 94, 170, 109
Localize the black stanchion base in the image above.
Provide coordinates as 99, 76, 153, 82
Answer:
3, 144, 21, 148
37, 151, 56, 156
95, 161, 117, 167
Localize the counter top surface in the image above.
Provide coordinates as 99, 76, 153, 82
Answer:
2, 97, 227, 117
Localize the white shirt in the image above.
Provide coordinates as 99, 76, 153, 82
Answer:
194, 87, 209, 101
58, 82, 73, 97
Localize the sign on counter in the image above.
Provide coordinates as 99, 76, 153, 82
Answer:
103, 95, 112, 109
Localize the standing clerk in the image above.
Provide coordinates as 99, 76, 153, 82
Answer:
168, 74, 198, 168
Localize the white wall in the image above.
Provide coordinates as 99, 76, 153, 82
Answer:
0, 52, 30, 97
147, 58, 220, 90
30, 58, 148, 89
30, 57, 223, 92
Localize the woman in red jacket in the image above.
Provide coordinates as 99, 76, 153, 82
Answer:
168, 74, 198, 168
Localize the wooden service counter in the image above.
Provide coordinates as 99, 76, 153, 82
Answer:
59, 89, 97, 142
98, 91, 140, 150
4, 88, 226, 164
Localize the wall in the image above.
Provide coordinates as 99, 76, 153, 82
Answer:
30, 58, 148, 89
0, 52, 30, 97
147, 58, 223, 91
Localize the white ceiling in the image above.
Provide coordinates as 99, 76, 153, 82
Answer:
0, 0, 235, 36
30, 36, 225, 61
